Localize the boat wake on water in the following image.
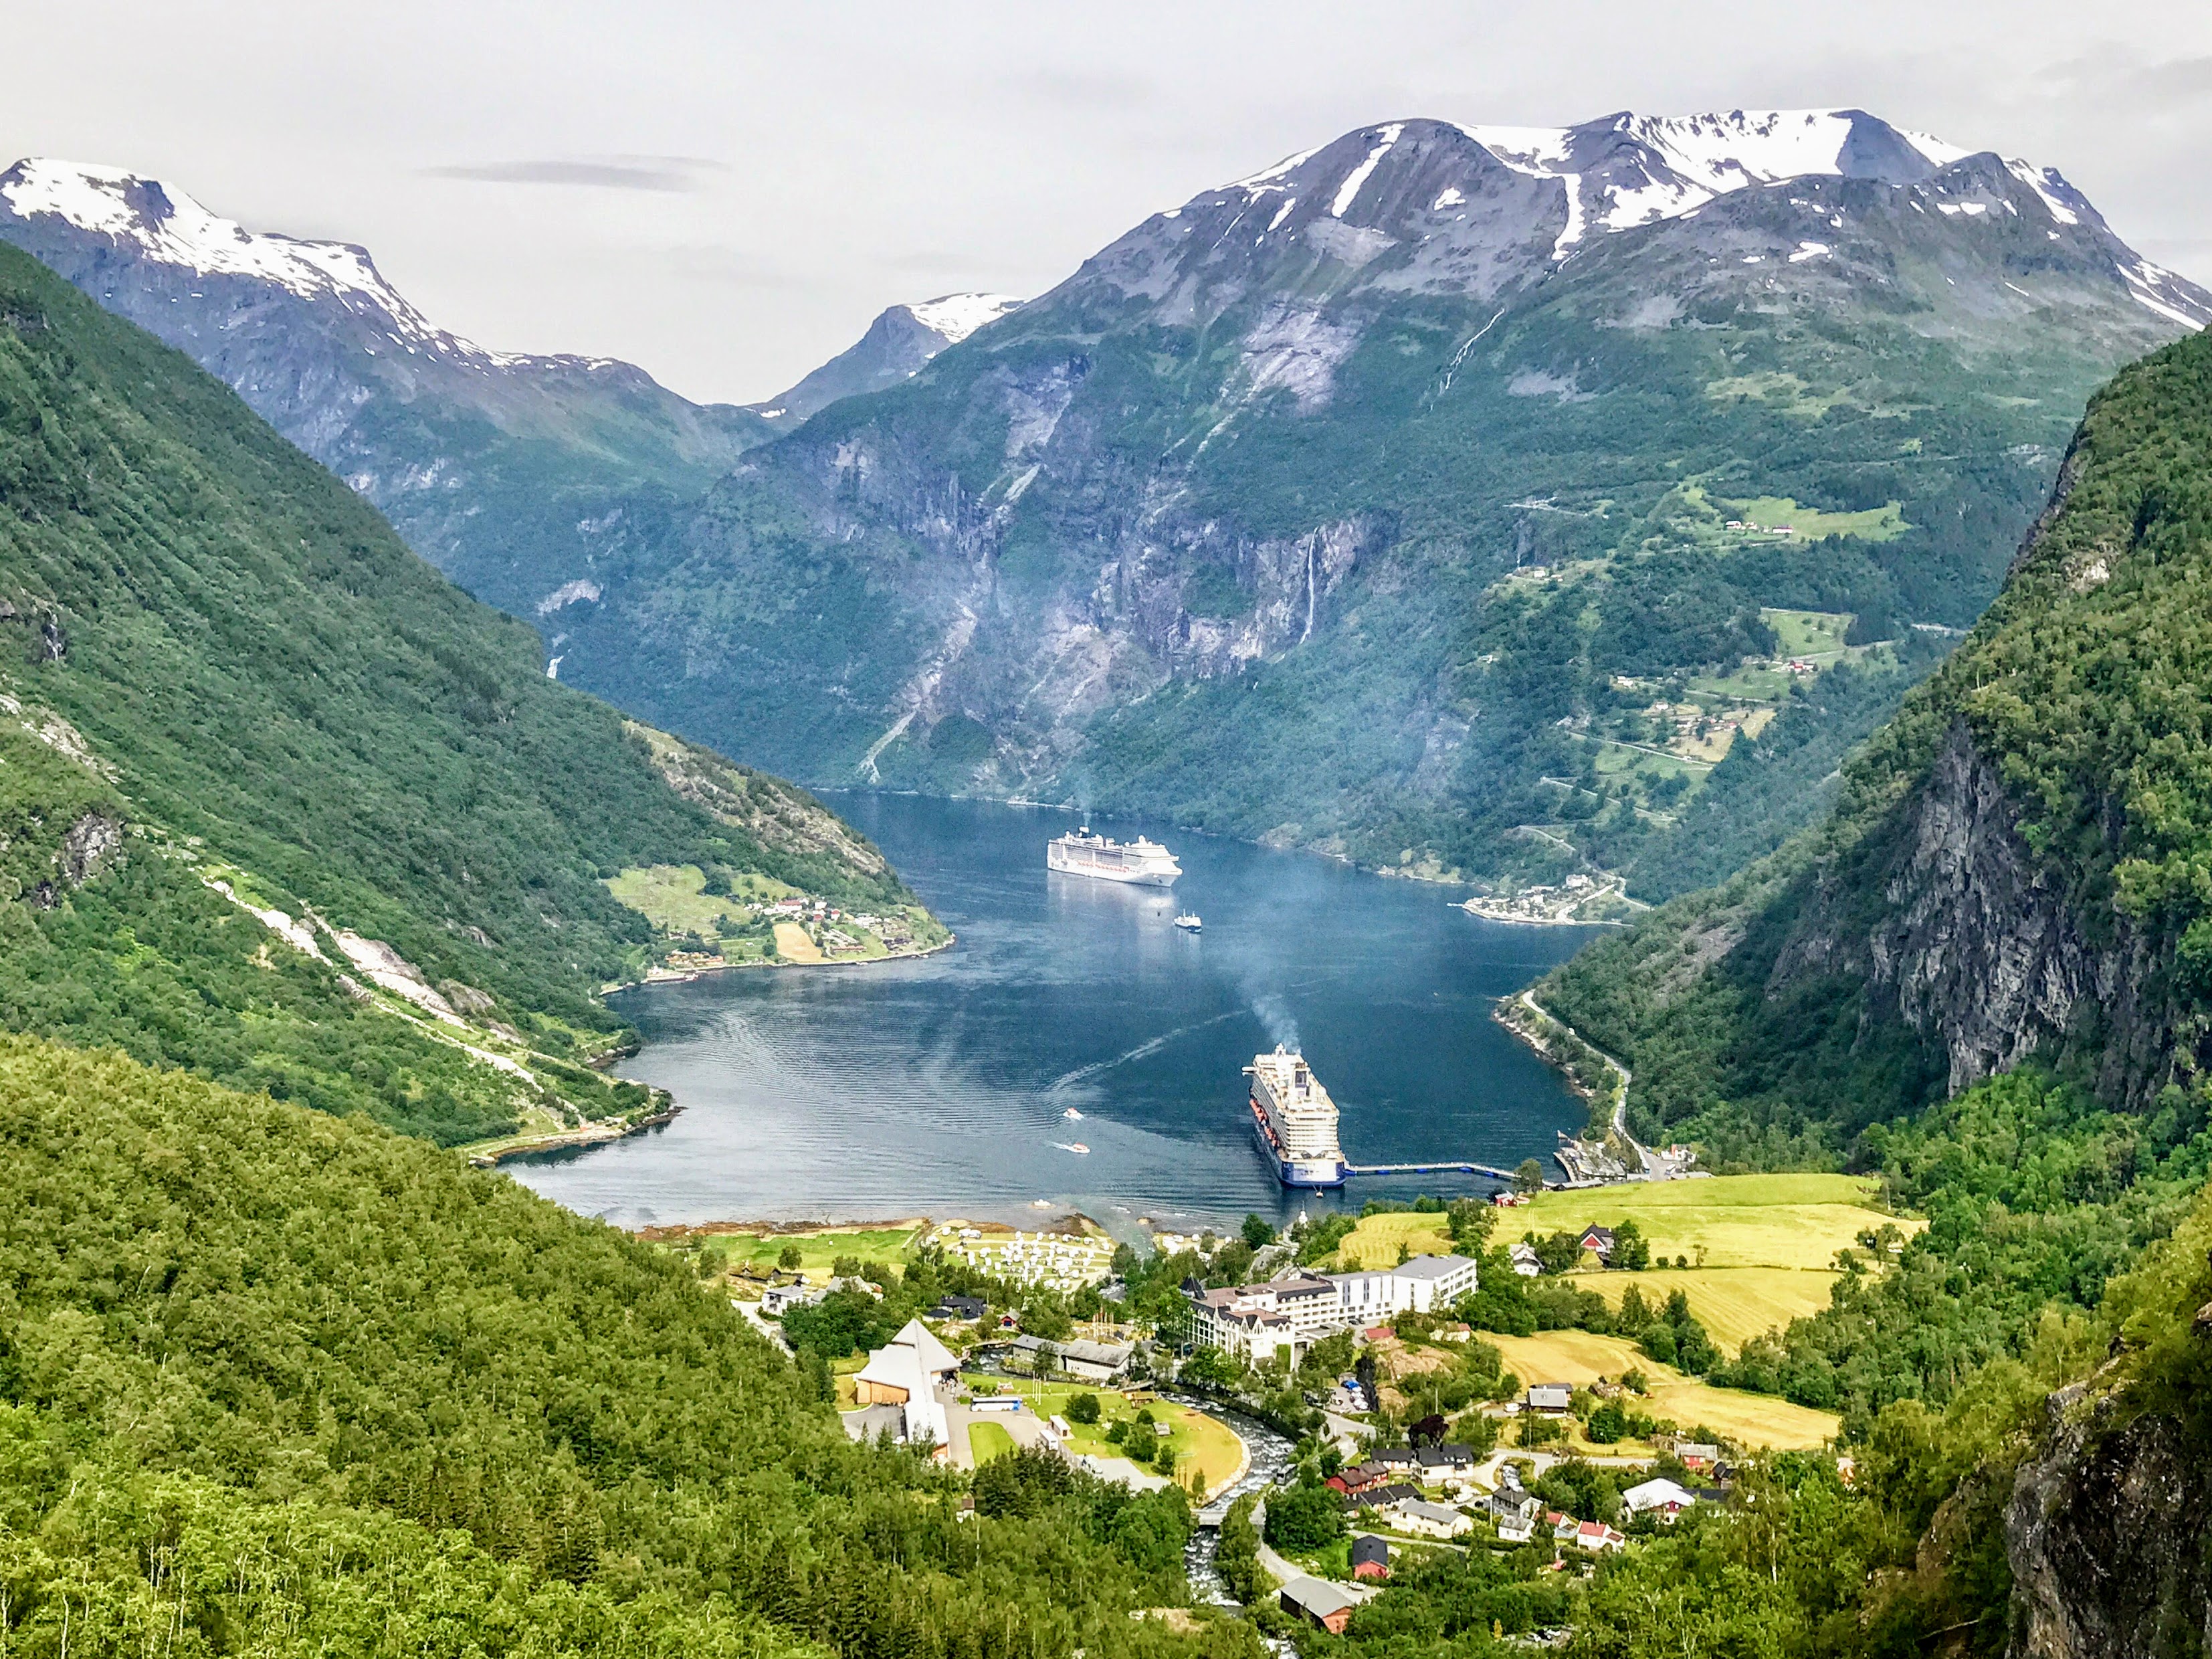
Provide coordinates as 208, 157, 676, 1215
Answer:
1040, 1007, 1247, 1097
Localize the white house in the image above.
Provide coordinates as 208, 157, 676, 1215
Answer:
1488, 1490, 1543, 1543
851, 1319, 960, 1450
1526, 1383, 1573, 1413
1572, 1520, 1627, 1552
1388, 1498, 1474, 1539
1622, 1477, 1700, 1522
761, 1279, 824, 1315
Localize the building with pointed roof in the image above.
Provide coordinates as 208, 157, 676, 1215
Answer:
849, 1319, 959, 1450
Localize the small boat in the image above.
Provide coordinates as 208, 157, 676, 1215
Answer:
1063, 1107, 1084, 1121
1173, 913, 1202, 932
1052, 1142, 1090, 1155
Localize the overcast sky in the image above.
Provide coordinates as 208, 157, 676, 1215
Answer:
6, 1, 2208, 404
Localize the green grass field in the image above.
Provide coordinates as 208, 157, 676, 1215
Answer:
697, 1224, 924, 1278
1728, 497, 1910, 544
1702, 372, 1853, 419
1332, 1177, 1906, 1356
1510, 1173, 1907, 1271
1759, 608, 1855, 658
1577, 1267, 1842, 1353
968, 1421, 1017, 1464
1328, 1211, 1453, 1270
962, 1378, 1245, 1496
605, 863, 794, 937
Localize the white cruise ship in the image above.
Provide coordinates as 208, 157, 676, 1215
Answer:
1045, 827, 1181, 886
1245, 1046, 1348, 1189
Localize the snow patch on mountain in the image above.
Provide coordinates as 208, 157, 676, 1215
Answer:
905, 293, 1024, 344
0, 158, 449, 343
1175, 108, 2209, 332
1465, 109, 1968, 241
1331, 124, 1405, 217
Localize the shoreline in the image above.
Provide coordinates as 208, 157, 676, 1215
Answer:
1459, 904, 1625, 929
469, 1099, 683, 1167
605, 931, 957, 994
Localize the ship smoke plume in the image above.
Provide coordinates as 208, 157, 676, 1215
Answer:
1251, 993, 1300, 1053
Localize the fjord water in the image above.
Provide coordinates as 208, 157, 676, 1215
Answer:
511, 794, 1596, 1231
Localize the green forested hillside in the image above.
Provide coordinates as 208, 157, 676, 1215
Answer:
0, 241, 928, 1144
0, 1034, 1242, 1659
1548, 326, 2212, 1159
1518, 328, 2212, 1432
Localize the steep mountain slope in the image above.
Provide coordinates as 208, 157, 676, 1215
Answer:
9, 118, 2205, 898
0, 1032, 1236, 1659
0, 159, 773, 617
750, 292, 1026, 426
0, 239, 930, 1146
524, 110, 2210, 892
1499, 326, 2212, 1659
1546, 323, 2212, 1161
1514, 318, 2212, 1453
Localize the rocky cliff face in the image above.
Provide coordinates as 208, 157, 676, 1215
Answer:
10, 127, 2210, 884
541, 109, 2211, 875
1770, 722, 2181, 1108
2006, 1389, 2212, 1659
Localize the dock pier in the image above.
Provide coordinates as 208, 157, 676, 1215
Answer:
1342, 1161, 1516, 1181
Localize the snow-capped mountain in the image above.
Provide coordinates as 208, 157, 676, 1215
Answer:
750, 292, 1025, 426
1080, 110, 2208, 336
0, 157, 770, 614
533, 106, 2211, 890
5, 112, 2207, 896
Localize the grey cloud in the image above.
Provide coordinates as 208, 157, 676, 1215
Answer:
997, 68, 1155, 109
425, 157, 726, 192
2118, 56, 2212, 112
2028, 48, 2212, 114
885, 248, 995, 276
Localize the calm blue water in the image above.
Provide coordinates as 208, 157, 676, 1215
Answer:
510, 794, 1597, 1233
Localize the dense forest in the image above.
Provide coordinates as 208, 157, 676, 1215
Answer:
0, 1034, 1253, 1659
0, 241, 929, 1145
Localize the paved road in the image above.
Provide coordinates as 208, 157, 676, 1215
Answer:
1322, 1411, 1369, 1457
1468, 1447, 1652, 1493
1519, 990, 1651, 1171
733, 1300, 793, 1355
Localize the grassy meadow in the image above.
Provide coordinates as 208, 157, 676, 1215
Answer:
1485, 1329, 1841, 1449
965, 1378, 1245, 1497
1330, 1175, 1911, 1357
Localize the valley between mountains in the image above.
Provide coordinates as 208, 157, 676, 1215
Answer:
4, 96, 2212, 1659
10, 110, 2205, 906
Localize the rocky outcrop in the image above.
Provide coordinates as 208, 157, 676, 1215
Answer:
2007, 1391, 2212, 1659
59, 811, 122, 883
1771, 724, 2178, 1106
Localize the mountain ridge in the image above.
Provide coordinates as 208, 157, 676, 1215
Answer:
7, 113, 2206, 900
0, 237, 932, 1147
535, 107, 2207, 894
750, 290, 1025, 426
0, 156, 775, 619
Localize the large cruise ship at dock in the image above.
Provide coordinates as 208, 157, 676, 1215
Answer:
1245, 1047, 1349, 1189
1045, 827, 1182, 886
